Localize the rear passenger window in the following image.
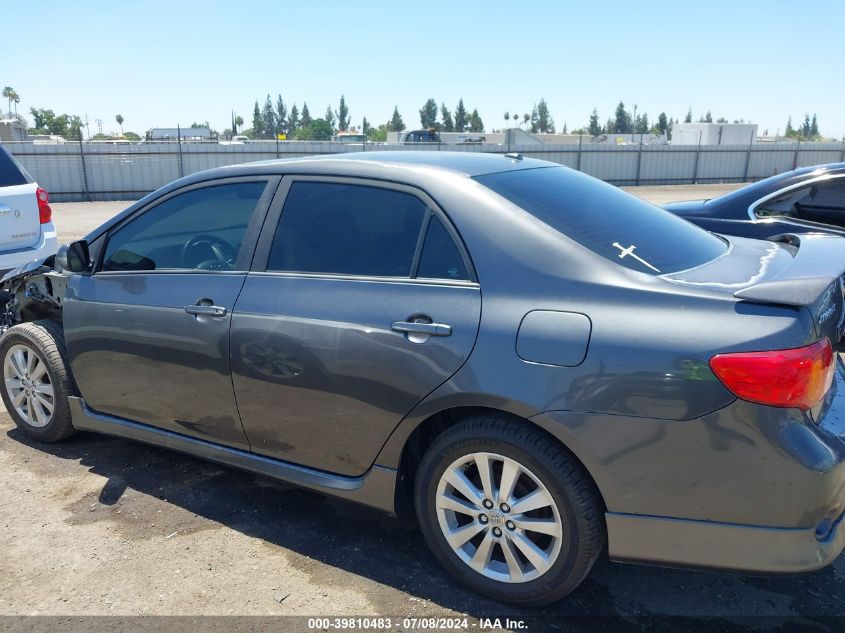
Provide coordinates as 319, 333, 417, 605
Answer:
417, 215, 469, 280
267, 182, 427, 277
0, 146, 31, 187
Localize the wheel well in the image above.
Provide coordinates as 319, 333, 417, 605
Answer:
393, 406, 607, 520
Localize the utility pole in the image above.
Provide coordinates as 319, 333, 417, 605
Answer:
95, 118, 103, 135
84, 115, 91, 140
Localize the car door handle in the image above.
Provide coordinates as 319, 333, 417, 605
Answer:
185, 304, 227, 317
0, 203, 13, 214
391, 321, 452, 337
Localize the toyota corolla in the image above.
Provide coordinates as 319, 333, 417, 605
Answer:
2, 152, 845, 606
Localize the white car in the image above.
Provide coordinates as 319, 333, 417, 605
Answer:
0, 144, 58, 275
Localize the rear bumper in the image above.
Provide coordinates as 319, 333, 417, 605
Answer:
607, 509, 845, 573
0, 222, 57, 276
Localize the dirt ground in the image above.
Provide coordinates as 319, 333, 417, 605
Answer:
3, 183, 844, 631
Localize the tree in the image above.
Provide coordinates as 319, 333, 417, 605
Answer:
336, 95, 349, 132
503, 111, 510, 128
276, 96, 287, 135
419, 98, 438, 129
311, 118, 334, 140
468, 109, 484, 133
810, 114, 819, 139
802, 114, 811, 139
11, 90, 20, 117
2, 86, 13, 115
300, 103, 312, 128
535, 98, 553, 133
635, 112, 649, 134
324, 104, 335, 133
588, 108, 601, 137
440, 103, 454, 132
785, 116, 795, 137
604, 117, 614, 134
387, 106, 405, 132
703, 109, 713, 123
368, 123, 388, 142
288, 104, 300, 133
613, 101, 632, 133
523, 113, 530, 127
252, 101, 265, 138
115, 114, 124, 135
657, 112, 668, 136
234, 115, 243, 133
684, 108, 692, 123
262, 95, 276, 138
716, 117, 728, 124
454, 99, 468, 132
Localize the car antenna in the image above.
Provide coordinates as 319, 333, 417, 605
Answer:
504, 153, 523, 160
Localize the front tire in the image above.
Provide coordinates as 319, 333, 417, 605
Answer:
0, 320, 76, 443
415, 415, 604, 606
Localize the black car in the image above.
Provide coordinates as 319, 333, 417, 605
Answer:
663, 162, 845, 239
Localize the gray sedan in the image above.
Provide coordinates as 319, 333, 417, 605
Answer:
1, 152, 845, 606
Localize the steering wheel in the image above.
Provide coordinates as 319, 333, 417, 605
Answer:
181, 234, 237, 271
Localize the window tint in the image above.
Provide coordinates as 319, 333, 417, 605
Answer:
417, 215, 469, 280
756, 179, 845, 227
475, 167, 727, 275
268, 182, 426, 277
0, 146, 31, 187
102, 182, 266, 272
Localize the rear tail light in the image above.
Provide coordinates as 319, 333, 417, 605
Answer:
36, 187, 51, 224
710, 338, 835, 411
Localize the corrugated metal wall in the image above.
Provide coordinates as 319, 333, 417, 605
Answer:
5, 140, 844, 201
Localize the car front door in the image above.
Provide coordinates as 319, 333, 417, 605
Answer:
230, 177, 481, 476
64, 177, 279, 450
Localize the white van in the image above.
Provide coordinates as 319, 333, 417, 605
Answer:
0, 145, 58, 275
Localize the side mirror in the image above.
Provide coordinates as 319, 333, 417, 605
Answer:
55, 240, 91, 273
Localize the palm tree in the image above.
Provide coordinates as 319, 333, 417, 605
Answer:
234, 115, 243, 133
12, 91, 19, 117
115, 114, 124, 135
503, 111, 510, 128
2, 87, 13, 116
523, 113, 530, 127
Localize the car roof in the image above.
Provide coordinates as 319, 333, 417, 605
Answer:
192, 151, 552, 182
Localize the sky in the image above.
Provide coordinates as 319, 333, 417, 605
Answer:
6, 0, 845, 139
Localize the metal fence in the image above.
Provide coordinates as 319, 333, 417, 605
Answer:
5, 139, 845, 202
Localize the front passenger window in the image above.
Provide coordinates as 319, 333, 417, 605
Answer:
102, 182, 267, 272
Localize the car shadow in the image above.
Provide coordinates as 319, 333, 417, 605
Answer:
7, 427, 845, 631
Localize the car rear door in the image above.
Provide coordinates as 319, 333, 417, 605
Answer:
230, 177, 481, 476
64, 176, 279, 450
0, 147, 40, 250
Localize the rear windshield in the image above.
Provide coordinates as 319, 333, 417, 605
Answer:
0, 145, 31, 187
474, 166, 727, 274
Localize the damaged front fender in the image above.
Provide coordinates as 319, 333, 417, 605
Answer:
0, 255, 68, 334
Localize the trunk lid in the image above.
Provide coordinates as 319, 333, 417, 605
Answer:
663, 233, 845, 344
0, 182, 41, 251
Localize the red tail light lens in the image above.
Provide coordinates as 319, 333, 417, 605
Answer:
36, 187, 51, 224
710, 339, 835, 411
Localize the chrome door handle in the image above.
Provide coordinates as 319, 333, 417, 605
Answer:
391, 321, 452, 337
0, 203, 13, 214
185, 304, 227, 317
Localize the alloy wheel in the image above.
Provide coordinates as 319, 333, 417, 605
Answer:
3, 344, 54, 428
435, 451, 563, 583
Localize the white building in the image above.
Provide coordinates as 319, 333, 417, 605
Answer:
671, 123, 758, 145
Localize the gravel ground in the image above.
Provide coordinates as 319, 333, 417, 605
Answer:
2, 183, 843, 631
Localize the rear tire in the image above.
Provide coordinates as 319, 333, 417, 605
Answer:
414, 414, 604, 606
0, 320, 76, 443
